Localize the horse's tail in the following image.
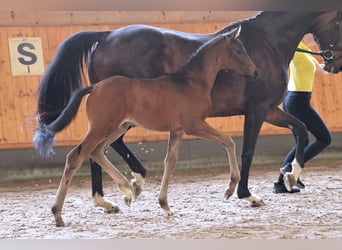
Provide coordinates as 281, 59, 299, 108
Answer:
37, 30, 109, 126
34, 86, 93, 158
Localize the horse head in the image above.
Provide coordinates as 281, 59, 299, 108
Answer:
312, 11, 342, 73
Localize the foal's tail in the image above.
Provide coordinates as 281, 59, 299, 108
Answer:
34, 87, 93, 158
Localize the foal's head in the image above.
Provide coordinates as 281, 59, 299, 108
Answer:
220, 26, 258, 80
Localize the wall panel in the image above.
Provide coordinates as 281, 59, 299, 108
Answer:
0, 16, 342, 149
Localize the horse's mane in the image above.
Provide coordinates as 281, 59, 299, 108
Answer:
206, 11, 261, 35
167, 11, 265, 82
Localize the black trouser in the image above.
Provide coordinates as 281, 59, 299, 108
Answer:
278, 91, 331, 182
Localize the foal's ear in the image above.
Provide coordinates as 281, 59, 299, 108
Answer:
224, 25, 241, 41
232, 25, 241, 39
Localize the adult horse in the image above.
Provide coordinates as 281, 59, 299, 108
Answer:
35, 28, 257, 226
36, 11, 342, 212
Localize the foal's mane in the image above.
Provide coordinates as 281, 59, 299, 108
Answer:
168, 33, 228, 82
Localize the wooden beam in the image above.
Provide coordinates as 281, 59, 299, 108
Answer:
0, 11, 258, 27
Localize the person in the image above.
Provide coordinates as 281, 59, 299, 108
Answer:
273, 34, 332, 193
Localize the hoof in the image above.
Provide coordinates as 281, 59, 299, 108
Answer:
243, 194, 266, 207
224, 189, 234, 200
130, 180, 143, 201
273, 181, 300, 194
124, 195, 132, 207
93, 192, 120, 213
281, 163, 305, 189
283, 173, 296, 192
130, 172, 145, 200
55, 219, 65, 227
165, 209, 174, 217
105, 205, 120, 214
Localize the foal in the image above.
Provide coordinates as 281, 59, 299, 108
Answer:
35, 26, 257, 226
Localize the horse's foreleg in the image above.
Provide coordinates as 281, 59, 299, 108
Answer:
238, 112, 266, 207
158, 129, 183, 216
52, 146, 88, 227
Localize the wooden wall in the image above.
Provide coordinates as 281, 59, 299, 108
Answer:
0, 11, 342, 150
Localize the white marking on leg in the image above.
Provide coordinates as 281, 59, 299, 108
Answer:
243, 193, 266, 207
93, 192, 120, 213
130, 172, 145, 200
291, 158, 302, 180
283, 158, 303, 191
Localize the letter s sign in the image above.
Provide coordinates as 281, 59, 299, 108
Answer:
17, 43, 38, 66
8, 37, 45, 76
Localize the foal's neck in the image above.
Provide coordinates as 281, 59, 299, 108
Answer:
180, 39, 226, 91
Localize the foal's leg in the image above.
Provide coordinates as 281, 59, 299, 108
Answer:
91, 126, 133, 208
186, 122, 240, 200
92, 125, 143, 211
91, 134, 146, 211
158, 129, 184, 216
110, 135, 146, 199
52, 144, 94, 227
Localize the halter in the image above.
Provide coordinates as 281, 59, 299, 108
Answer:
296, 11, 342, 63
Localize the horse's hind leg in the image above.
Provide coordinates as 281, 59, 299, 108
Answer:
91, 133, 146, 211
52, 145, 90, 227
185, 122, 240, 200
92, 127, 137, 211
91, 126, 132, 208
265, 107, 307, 191
111, 134, 146, 199
158, 129, 184, 216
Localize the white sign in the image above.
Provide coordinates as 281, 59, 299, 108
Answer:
8, 37, 45, 76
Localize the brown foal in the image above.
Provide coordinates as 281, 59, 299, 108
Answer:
41, 26, 257, 226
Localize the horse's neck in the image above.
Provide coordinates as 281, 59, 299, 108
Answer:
252, 12, 324, 66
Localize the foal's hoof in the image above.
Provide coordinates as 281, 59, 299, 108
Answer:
124, 195, 132, 207
130, 180, 143, 201
243, 194, 266, 207
130, 172, 145, 200
55, 218, 65, 227
164, 209, 174, 217
224, 189, 234, 200
167, 210, 174, 217
105, 205, 121, 214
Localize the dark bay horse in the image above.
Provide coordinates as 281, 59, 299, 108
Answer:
35, 11, 342, 212
35, 28, 257, 226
